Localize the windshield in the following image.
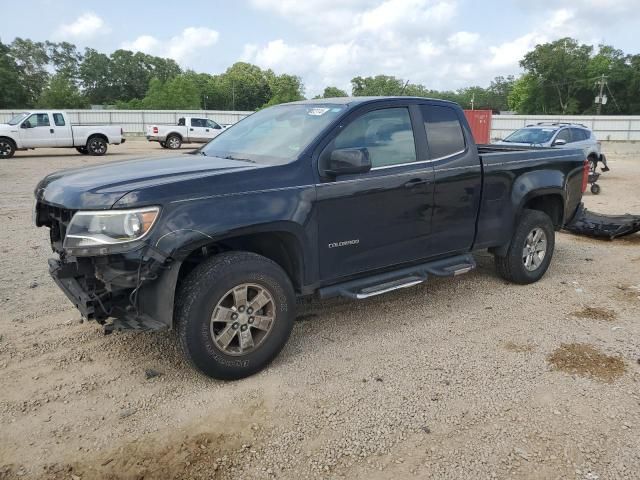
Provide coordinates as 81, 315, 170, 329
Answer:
503, 127, 556, 144
7, 112, 29, 125
200, 104, 348, 164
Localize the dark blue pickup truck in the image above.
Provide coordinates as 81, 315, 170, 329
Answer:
34, 97, 589, 379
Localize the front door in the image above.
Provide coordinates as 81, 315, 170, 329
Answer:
19, 113, 54, 147
51, 113, 72, 147
316, 105, 434, 281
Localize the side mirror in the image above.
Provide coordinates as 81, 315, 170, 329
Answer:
21, 122, 31, 129
553, 138, 567, 146
321, 148, 372, 177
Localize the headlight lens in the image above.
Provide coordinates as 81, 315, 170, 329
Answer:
64, 207, 160, 249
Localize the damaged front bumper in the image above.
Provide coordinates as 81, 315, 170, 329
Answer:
565, 203, 640, 239
48, 248, 180, 333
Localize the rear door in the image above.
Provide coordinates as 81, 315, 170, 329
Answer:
19, 113, 54, 147
421, 103, 482, 256
51, 113, 72, 146
316, 104, 434, 281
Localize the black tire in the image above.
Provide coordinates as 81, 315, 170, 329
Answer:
76, 146, 88, 155
166, 134, 182, 149
176, 252, 296, 380
160, 141, 167, 148
0, 138, 16, 159
495, 209, 555, 285
87, 137, 108, 156
591, 183, 601, 195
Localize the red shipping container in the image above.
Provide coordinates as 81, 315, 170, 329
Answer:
463, 110, 492, 144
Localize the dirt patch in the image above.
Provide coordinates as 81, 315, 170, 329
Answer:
571, 306, 616, 321
547, 343, 626, 383
504, 341, 535, 353
615, 284, 640, 303
617, 233, 640, 245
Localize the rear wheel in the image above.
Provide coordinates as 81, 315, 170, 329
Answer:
0, 138, 16, 159
176, 252, 296, 380
591, 183, 601, 195
87, 137, 108, 156
495, 209, 555, 284
166, 135, 182, 149
76, 146, 88, 155
160, 141, 167, 148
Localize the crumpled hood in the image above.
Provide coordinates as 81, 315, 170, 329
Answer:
35, 154, 263, 209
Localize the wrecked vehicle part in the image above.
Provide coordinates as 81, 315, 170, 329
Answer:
564, 203, 640, 239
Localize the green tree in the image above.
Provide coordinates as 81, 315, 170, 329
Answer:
351, 75, 405, 96
520, 38, 593, 114
137, 75, 201, 109
0, 40, 29, 108
37, 73, 88, 108
263, 71, 304, 107
79, 48, 112, 105
319, 86, 348, 98
8, 38, 51, 106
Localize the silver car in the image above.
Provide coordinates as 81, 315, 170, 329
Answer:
496, 122, 609, 171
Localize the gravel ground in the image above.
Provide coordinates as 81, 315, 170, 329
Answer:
1, 140, 639, 480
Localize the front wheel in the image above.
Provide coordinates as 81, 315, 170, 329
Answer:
76, 146, 88, 155
495, 209, 555, 284
176, 252, 296, 380
87, 137, 108, 156
160, 141, 167, 148
0, 138, 16, 159
591, 183, 601, 195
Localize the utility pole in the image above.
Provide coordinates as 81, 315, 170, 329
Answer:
595, 74, 607, 115
232, 81, 235, 111
470, 92, 475, 110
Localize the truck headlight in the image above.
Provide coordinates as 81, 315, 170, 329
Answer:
64, 207, 160, 249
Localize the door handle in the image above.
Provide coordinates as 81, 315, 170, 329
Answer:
190, 128, 194, 131
403, 178, 428, 188
205, 129, 209, 132
50, 129, 54, 134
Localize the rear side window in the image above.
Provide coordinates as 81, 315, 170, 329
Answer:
53, 113, 65, 126
571, 128, 588, 141
421, 105, 465, 159
330, 107, 417, 168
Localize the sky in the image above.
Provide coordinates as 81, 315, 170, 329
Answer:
3, 0, 639, 97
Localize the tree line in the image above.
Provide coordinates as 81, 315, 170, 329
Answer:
1, 37, 639, 114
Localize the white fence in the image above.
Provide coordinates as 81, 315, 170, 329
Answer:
2, 109, 639, 141
491, 115, 640, 141
0, 109, 253, 135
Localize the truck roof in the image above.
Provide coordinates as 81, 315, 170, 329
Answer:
284, 96, 459, 108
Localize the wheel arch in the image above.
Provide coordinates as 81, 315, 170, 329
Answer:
86, 133, 108, 144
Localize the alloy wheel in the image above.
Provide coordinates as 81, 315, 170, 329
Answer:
210, 283, 276, 356
522, 227, 547, 271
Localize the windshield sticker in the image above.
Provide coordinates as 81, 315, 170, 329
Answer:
308, 108, 330, 116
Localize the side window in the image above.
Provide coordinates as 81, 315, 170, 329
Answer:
328, 107, 416, 168
571, 128, 587, 141
191, 118, 205, 127
53, 113, 65, 126
421, 105, 465, 159
24, 114, 50, 128
36, 113, 50, 127
178, 118, 185, 126
555, 129, 571, 143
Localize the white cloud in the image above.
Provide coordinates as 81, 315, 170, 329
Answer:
53, 12, 110, 40
122, 27, 219, 65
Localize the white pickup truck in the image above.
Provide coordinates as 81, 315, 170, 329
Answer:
0, 111, 125, 159
145, 116, 227, 149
